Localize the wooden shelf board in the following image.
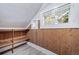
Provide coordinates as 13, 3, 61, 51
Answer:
0, 35, 27, 48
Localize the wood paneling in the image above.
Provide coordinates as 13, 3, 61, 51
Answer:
43, 29, 60, 54
70, 29, 79, 55
1, 28, 79, 55
0, 30, 27, 48
37, 29, 44, 47
28, 28, 79, 55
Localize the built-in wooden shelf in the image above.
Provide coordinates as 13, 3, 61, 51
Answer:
0, 35, 27, 48
0, 42, 12, 48
0, 39, 12, 42
0, 30, 30, 54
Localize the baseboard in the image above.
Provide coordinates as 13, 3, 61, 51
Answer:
27, 42, 57, 55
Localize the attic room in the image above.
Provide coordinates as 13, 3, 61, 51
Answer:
0, 3, 79, 55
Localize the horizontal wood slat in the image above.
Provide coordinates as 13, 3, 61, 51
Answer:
0, 30, 28, 48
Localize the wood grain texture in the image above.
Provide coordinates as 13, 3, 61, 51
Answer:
28, 28, 79, 55
1, 28, 79, 55
0, 30, 27, 48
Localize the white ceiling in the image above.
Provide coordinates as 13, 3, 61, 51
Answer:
0, 3, 42, 29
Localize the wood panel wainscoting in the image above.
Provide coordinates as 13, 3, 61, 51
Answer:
0, 30, 29, 54
26, 28, 79, 55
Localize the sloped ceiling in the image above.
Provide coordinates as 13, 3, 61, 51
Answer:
0, 3, 42, 29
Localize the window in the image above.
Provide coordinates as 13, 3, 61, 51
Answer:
43, 3, 71, 25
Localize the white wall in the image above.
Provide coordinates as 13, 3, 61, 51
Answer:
0, 3, 42, 28
31, 3, 79, 29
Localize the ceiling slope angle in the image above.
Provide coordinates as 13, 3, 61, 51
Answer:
0, 3, 42, 30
